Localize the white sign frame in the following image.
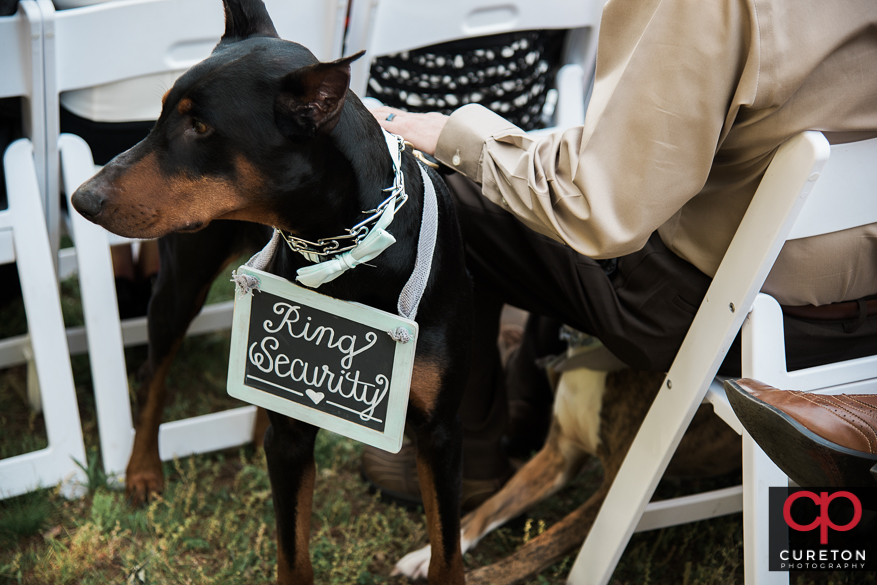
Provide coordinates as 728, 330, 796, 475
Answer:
227, 266, 418, 453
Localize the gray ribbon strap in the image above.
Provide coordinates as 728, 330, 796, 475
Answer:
397, 163, 438, 321
231, 229, 280, 295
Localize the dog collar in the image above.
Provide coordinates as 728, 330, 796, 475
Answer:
233, 129, 439, 323
276, 129, 407, 267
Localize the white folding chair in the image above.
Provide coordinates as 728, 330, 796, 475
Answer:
567, 132, 877, 584
0, 0, 87, 499
36, 0, 349, 480
345, 0, 606, 131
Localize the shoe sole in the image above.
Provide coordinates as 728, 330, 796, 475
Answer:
724, 379, 877, 487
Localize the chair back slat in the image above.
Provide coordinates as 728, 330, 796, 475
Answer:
50, 0, 346, 93
788, 136, 877, 240
1, 1, 47, 206
0, 13, 31, 99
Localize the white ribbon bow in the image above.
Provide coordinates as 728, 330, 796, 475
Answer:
294, 211, 397, 288
294, 129, 403, 288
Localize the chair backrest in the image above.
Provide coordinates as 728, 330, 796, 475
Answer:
742, 135, 877, 393
46, 0, 345, 93
0, 0, 46, 205
787, 137, 877, 240
345, 0, 605, 100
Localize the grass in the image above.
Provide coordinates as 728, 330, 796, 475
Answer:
0, 263, 874, 584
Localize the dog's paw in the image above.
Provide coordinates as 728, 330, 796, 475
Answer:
125, 471, 164, 506
391, 545, 432, 580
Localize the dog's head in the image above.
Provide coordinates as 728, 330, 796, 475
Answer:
71, 0, 366, 239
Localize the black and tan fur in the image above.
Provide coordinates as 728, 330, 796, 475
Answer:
70, 1, 473, 582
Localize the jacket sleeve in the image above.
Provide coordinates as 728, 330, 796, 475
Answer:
434, 0, 754, 259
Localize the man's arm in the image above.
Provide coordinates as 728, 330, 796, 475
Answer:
376, 0, 755, 260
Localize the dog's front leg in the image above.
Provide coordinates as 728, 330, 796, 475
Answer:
128, 231, 233, 503
264, 412, 319, 585
410, 416, 466, 585
127, 224, 262, 504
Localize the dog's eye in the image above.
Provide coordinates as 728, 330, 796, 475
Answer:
192, 120, 209, 134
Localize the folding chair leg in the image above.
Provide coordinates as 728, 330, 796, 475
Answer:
59, 134, 134, 481
742, 294, 791, 585
0, 139, 87, 499
743, 434, 788, 585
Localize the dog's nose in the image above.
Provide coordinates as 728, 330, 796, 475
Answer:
71, 188, 106, 219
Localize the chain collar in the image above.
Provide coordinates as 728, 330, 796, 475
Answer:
276, 132, 409, 264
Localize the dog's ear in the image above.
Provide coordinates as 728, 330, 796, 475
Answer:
275, 51, 365, 137
216, 0, 279, 49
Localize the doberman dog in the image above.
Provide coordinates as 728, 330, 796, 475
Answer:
70, 0, 472, 582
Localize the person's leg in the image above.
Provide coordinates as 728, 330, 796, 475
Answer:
446, 173, 712, 373
110, 244, 136, 281
502, 314, 566, 458
111, 244, 150, 319
782, 308, 877, 371
459, 290, 511, 480
440, 174, 715, 506
449, 170, 877, 423
136, 239, 161, 282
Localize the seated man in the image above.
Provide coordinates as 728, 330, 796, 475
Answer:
369, 0, 877, 492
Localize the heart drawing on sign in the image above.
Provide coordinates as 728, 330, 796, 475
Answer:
306, 389, 325, 405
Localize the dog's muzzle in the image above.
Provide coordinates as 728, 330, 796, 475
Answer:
71, 188, 106, 219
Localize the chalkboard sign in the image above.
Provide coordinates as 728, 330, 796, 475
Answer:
227, 266, 418, 453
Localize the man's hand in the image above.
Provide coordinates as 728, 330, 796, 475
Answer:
370, 106, 448, 157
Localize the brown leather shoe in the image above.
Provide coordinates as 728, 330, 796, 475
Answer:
361, 441, 513, 511
725, 378, 877, 487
